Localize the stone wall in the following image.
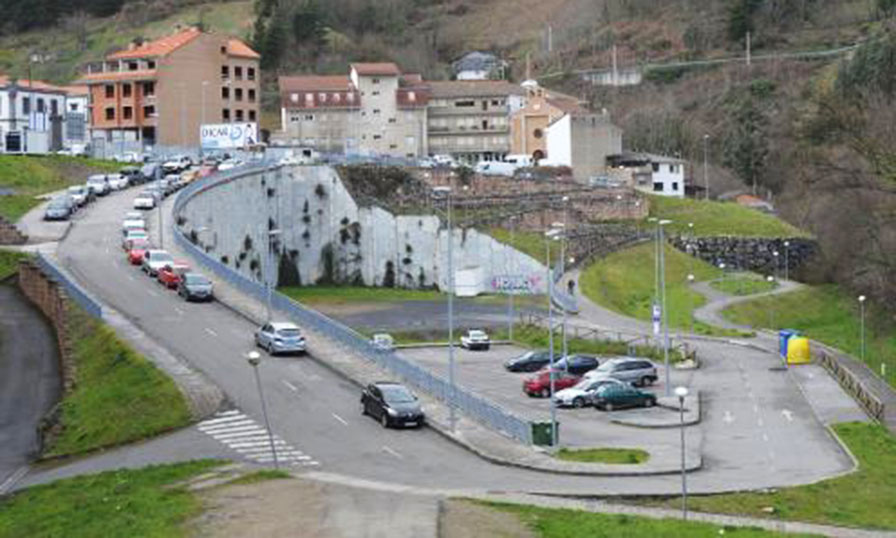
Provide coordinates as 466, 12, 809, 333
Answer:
0, 215, 27, 245
668, 235, 817, 275
16, 260, 77, 447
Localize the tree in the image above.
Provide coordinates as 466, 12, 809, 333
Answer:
292, 0, 326, 48
727, 0, 761, 43
724, 96, 769, 195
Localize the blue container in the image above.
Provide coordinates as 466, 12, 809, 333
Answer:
779, 329, 800, 358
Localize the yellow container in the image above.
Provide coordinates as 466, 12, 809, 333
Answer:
787, 336, 811, 364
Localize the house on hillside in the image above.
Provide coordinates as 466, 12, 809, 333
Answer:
452, 52, 508, 81
606, 152, 686, 197
0, 76, 89, 154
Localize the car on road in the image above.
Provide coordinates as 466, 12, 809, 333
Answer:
504, 350, 555, 373
522, 369, 581, 398
553, 377, 626, 408
592, 383, 657, 411
163, 155, 192, 174
255, 322, 306, 355
86, 175, 110, 196
584, 357, 658, 387
124, 211, 143, 221
67, 185, 92, 207
177, 272, 214, 301
141, 249, 174, 276
126, 237, 151, 265
157, 262, 190, 288
120, 166, 144, 185
370, 333, 395, 351
43, 197, 73, 220
122, 229, 149, 250
107, 173, 129, 190
361, 381, 425, 428
549, 354, 600, 376
460, 329, 490, 350
122, 217, 146, 236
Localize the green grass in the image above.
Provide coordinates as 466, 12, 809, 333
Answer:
280, 285, 545, 309
482, 501, 817, 537
488, 227, 562, 265
0, 460, 222, 538
46, 305, 192, 457
580, 242, 750, 337
555, 447, 649, 464
224, 469, 292, 486
633, 422, 896, 530
0, 250, 28, 280
647, 195, 809, 238
710, 274, 779, 296
0, 155, 119, 220
723, 284, 896, 387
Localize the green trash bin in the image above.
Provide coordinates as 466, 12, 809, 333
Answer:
531, 421, 559, 446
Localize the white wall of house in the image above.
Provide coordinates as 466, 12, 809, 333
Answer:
457, 69, 489, 80
545, 114, 572, 165
0, 87, 67, 153
649, 161, 685, 197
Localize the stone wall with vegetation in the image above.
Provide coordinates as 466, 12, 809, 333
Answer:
0, 215, 27, 244
669, 236, 816, 276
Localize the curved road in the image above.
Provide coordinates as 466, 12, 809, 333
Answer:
35, 185, 855, 496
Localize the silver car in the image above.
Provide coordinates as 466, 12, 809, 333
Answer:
141, 249, 174, 276
255, 322, 306, 355
44, 197, 73, 220
584, 357, 658, 387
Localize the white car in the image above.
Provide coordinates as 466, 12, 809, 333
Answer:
460, 329, 490, 350
122, 229, 149, 249
141, 249, 174, 276
67, 185, 90, 206
370, 333, 395, 351
124, 211, 143, 220
163, 155, 192, 173
133, 193, 156, 209
107, 174, 129, 190
122, 218, 146, 236
553, 378, 626, 408
86, 175, 110, 196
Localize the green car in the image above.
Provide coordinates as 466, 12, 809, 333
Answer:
593, 383, 656, 411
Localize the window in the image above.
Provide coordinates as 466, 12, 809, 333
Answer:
482, 120, 488, 130
248, 67, 256, 80
318, 92, 326, 102
248, 89, 256, 102
143, 82, 155, 96
249, 110, 256, 121
222, 108, 230, 121
653, 182, 663, 192
122, 84, 132, 98
51, 100, 58, 115
652, 163, 659, 172
372, 78, 380, 84
105, 85, 114, 98
372, 90, 380, 96
235, 66, 243, 80
235, 88, 243, 102
455, 100, 475, 107
105, 107, 115, 120
69, 103, 77, 112
491, 99, 500, 106
128, 61, 138, 71
220, 45, 227, 54
388, 117, 396, 124
672, 182, 679, 191
22, 97, 30, 114
373, 134, 382, 140
373, 108, 380, 115
389, 143, 397, 149
37, 98, 45, 113
143, 105, 156, 117
533, 128, 543, 138
304, 114, 314, 121
481, 100, 487, 111
147, 60, 156, 69
669, 164, 677, 173
235, 109, 244, 121
408, 91, 416, 102
221, 66, 229, 79
122, 106, 133, 120
305, 93, 314, 106
290, 93, 299, 103
332, 93, 341, 103
347, 93, 355, 103
222, 87, 230, 99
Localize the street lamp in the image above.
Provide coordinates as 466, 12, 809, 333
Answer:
859, 295, 866, 365
767, 275, 776, 330
772, 250, 780, 282
545, 226, 563, 446
648, 217, 660, 346
675, 385, 689, 520
783, 241, 790, 282
434, 186, 457, 432
702, 134, 709, 201
200, 80, 209, 158
659, 219, 673, 397
687, 274, 695, 336
263, 228, 281, 322
247, 351, 279, 469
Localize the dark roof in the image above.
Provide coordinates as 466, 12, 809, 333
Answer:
427, 80, 524, 98
607, 152, 685, 165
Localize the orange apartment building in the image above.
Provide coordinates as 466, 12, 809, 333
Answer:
80, 27, 260, 148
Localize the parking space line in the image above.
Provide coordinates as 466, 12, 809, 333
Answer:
762, 433, 770, 442
382, 446, 403, 459
283, 380, 298, 392
332, 413, 348, 426
205, 327, 218, 337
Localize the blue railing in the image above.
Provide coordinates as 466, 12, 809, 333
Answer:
172, 164, 534, 444
34, 252, 103, 318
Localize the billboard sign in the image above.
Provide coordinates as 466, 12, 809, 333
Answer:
491, 274, 542, 294
200, 122, 258, 149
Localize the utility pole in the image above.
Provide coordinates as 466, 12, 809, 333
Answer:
660, 220, 672, 397
746, 32, 752, 66
508, 215, 516, 341
702, 134, 709, 201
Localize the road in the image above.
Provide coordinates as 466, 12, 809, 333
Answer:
23, 185, 857, 496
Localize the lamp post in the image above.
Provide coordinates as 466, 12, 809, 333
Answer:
675, 385, 689, 520
702, 134, 710, 200
859, 295, 866, 366
434, 186, 457, 432
648, 217, 660, 346
659, 219, 673, 397
772, 250, 780, 282
508, 215, 517, 341
247, 351, 279, 469
200, 80, 209, 159
767, 275, 776, 330
783, 241, 790, 282
561, 196, 570, 360
687, 274, 695, 336
263, 228, 281, 322
718, 262, 726, 288
545, 226, 563, 446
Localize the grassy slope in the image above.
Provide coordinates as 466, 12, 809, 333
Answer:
724, 284, 896, 387
638, 422, 896, 530
710, 274, 779, 296
488, 227, 561, 266
0, 155, 119, 220
647, 196, 809, 238
580, 242, 748, 336
0, 460, 220, 538
555, 447, 649, 464
46, 305, 191, 457
0, 251, 28, 280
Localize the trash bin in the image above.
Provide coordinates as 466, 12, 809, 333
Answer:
787, 336, 811, 364
531, 421, 559, 446
779, 329, 800, 358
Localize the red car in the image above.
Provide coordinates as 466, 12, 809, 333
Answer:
127, 238, 151, 265
157, 262, 191, 288
523, 369, 581, 398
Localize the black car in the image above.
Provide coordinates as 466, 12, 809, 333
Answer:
120, 166, 145, 185
503, 350, 554, 372
361, 382, 425, 428
177, 273, 214, 302
552, 354, 600, 376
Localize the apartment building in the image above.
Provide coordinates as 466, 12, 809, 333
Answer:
278, 63, 428, 158
0, 76, 89, 153
426, 80, 525, 164
79, 27, 260, 148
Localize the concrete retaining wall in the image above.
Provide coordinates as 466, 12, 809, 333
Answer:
669, 236, 816, 275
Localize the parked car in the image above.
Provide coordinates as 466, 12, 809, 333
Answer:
522, 369, 582, 398
370, 333, 395, 351
67, 185, 92, 207
107, 173, 129, 190
584, 357, 658, 387
140, 163, 160, 182
504, 350, 554, 373
86, 175, 110, 196
122, 229, 148, 250
460, 329, 490, 350
124, 211, 143, 221
133, 193, 156, 210
43, 197, 73, 221
157, 262, 190, 288
254, 322, 306, 355
120, 166, 144, 185
360, 381, 425, 428
592, 383, 657, 411
553, 377, 626, 408
122, 217, 146, 236
126, 237, 151, 265
550, 354, 600, 376
141, 249, 174, 276
162, 155, 192, 173
177, 272, 214, 301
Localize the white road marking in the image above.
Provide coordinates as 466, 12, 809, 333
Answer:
723, 410, 734, 424
283, 380, 298, 392
196, 411, 319, 467
0, 466, 29, 495
332, 413, 348, 426
174, 307, 184, 316
198, 419, 257, 432
762, 433, 770, 442
205, 327, 218, 337
781, 409, 794, 422
382, 446, 403, 459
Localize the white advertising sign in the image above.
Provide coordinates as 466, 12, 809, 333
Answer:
200, 122, 258, 149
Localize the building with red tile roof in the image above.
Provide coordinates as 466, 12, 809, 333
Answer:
0, 75, 92, 153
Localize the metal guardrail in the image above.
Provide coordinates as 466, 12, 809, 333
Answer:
34, 251, 103, 318
817, 350, 885, 422
173, 164, 534, 444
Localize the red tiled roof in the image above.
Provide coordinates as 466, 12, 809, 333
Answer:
78, 70, 158, 84
108, 27, 202, 59
227, 38, 260, 59
59, 84, 89, 96
396, 87, 430, 108
279, 75, 352, 92
0, 75, 79, 94
400, 73, 423, 85
351, 62, 401, 76
427, 80, 525, 98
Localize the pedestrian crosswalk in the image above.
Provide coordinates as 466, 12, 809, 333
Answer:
197, 410, 319, 467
